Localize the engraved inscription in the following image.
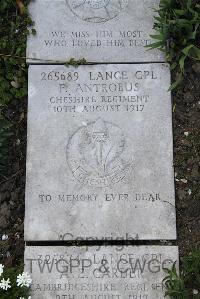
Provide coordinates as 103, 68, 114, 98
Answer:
67, 118, 132, 188
25, 65, 176, 241
24, 247, 179, 299
66, 0, 129, 23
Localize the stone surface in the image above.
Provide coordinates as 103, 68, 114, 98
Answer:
27, 0, 164, 63
24, 245, 179, 299
25, 63, 176, 241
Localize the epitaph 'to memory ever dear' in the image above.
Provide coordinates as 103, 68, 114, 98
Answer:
25, 64, 176, 241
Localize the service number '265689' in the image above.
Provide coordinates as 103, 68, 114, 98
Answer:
41, 71, 79, 81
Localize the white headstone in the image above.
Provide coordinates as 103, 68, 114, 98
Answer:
25, 63, 176, 241
27, 0, 164, 63
25, 245, 179, 299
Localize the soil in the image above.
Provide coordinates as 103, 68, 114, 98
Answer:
173, 63, 200, 257
0, 62, 199, 266
0, 96, 27, 266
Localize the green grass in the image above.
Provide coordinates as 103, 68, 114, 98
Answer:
164, 249, 200, 298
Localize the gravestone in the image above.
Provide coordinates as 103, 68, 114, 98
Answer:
25, 63, 176, 241
24, 245, 179, 299
27, 0, 164, 63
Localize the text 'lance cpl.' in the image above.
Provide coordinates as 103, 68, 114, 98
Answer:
88, 71, 157, 81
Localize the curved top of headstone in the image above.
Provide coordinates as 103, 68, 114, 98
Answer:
27, 0, 165, 63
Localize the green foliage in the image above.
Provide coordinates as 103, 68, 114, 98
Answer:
148, 0, 200, 89
0, 0, 33, 177
183, 250, 200, 291
0, 266, 30, 298
64, 58, 87, 67
163, 250, 200, 298
0, 0, 33, 99
163, 263, 189, 298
